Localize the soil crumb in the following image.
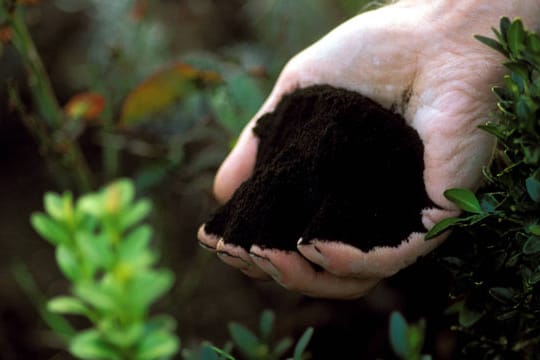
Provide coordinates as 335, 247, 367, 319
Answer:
204, 85, 434, 251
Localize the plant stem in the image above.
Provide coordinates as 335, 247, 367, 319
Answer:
8, 6, 62, 128
5, 3, 95, 191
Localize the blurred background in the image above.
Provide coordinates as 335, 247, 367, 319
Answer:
0, 1, 458, 358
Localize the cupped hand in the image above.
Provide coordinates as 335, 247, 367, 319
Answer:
198, 0, 540, 299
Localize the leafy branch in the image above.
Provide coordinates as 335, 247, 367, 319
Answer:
32, 179, 179, 359
427, 17, 540, 358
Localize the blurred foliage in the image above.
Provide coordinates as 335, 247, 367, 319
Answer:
183, 310, 313, 360
429, 18, 540, 359
389, 312, 431, 360
31, 179, 180, 359
0, 0, 369, 193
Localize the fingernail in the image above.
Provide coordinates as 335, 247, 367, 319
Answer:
250, 253, 281, 280
198, 241, 215, 251
299, 243, 327, 266
218, 251, 251, 268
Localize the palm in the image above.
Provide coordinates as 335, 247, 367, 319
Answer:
198, 1, 538, 298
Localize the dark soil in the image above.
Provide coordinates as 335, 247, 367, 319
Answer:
205, 85, 434, 251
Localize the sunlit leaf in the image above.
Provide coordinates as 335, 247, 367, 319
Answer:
31, 213, 71, 245
48, 296, 91, 316
70, 329, 119, 360
129, 270, 174, 310
136, 330, 180, 360
444, 188, 483, 214
119, 199, 152, 230
56, 245, 80, 280
120, 63, 221, 127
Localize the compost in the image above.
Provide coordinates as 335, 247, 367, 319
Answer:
204, 85, 434, 252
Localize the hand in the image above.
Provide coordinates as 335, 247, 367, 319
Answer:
198, 0, 540, 299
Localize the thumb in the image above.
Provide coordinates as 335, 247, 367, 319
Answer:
214, 72, 300, 203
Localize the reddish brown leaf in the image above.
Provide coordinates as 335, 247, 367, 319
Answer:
0, 26, 12, 44
64, 92, 106, 121
119, 63, 221, 127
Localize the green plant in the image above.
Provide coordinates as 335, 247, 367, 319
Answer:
427, 17, 540, 358
31, 179, 179, 359
183, 310, 314, 360
389, 312, 431, 360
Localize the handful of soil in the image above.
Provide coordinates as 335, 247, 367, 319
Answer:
204, 85, 433, 252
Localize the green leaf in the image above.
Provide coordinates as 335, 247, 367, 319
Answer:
488, 287, 516, 304
208, 345, 235, 360
507, 19, 525, 55
146, 315, 177, 334
293, 327, 314, 360
31, 213, 71, 245
47, 296, 90, 316
528, 224, 540, 236
475, 35, 507, 56
44, 192, 65, 220
525, 176, 540, 202
136, 330, 180, 360
459, 302, 484, 328
259, 310, 275, 342
70, 329, 119, 360
528, 266, 540, 285
272, 337, 293, 358
424, 217, 462, 240
228, 322, 261, 357
118, 225, 154, 266
444, 188, 483, 214
129, 270, 174, 310
100, 320, 144, 349
56, 245, 80, 280
75, 283, 116, 312
499, 17, 511, 40
522, 235, 540, 255
407, 320, 426, 357
104, 179, 135, 214
75, 231, 111, 270
119, 199, 152, 230
480, 194, 498, 213
78, 193, 103, 217
389, 312, 408, 358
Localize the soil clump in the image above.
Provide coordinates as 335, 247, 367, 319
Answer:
204, 85, 433, 251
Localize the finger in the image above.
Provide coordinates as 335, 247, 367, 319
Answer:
249, 246, 380, 299
213, 68, 300, 203
197, 224, 219, 251
216, 240, 271, 280
298, 231, 448, 279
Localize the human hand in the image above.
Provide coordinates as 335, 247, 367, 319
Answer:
198, 0, 540, 298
